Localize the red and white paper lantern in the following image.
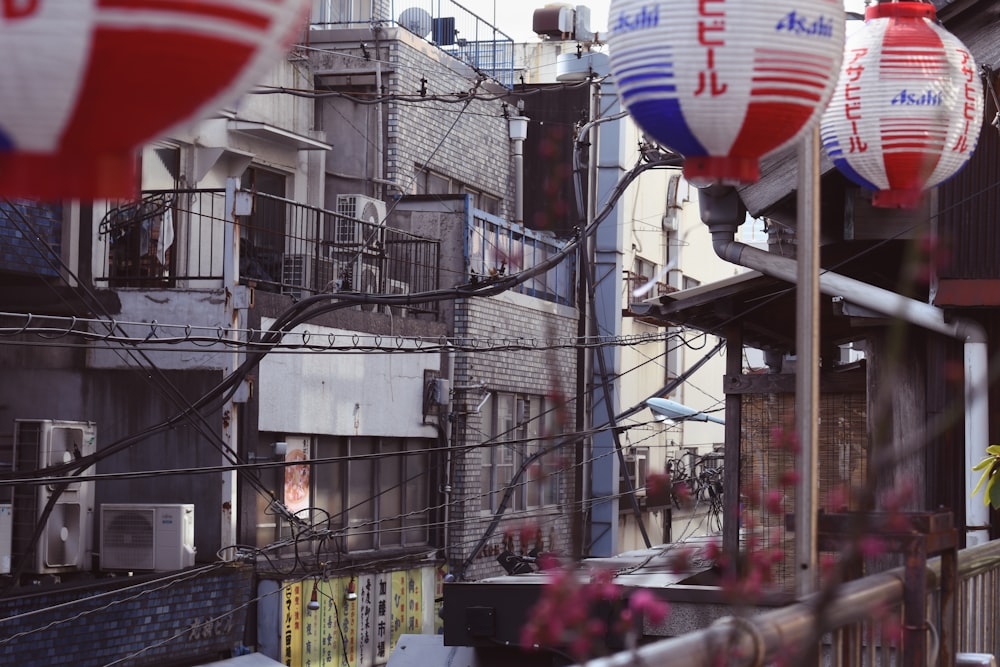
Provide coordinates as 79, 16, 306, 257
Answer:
820, 2, 983, 208
608, 0, 845, 186
0, 0, 310, 200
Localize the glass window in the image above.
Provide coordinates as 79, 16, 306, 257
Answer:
482, 393, 562, 513
403, 439, 430, 545
292, 435, 432, 553
314, 436, 344, 532
347, 437, 375, 551
379, 440, 403, 547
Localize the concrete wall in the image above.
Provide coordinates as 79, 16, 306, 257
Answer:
257, 318, 439, 439
309, 28, 515, 219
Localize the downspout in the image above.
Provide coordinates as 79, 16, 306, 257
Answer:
701, 186, 990, 546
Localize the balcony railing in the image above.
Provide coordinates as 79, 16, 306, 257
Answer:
585, 523, 1000, 667
96, 190, 441, 317
624, 270, 677, 324
467, 210, 575, 307
310, 0, 516, 88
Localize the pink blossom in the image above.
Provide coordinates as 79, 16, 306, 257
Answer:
628, 589, 670, 625
646, 472, 670, 496
765, 490, 784, 514
859, 535, 887, 558
779, 469, 800, 487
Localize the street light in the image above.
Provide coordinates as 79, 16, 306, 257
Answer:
645, 397, 724, 425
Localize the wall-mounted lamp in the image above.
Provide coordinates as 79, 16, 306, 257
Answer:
272, 441, 288, 461
345, 578, 357, 602
308, 580, 320, 611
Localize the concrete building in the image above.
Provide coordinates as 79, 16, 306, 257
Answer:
0, 1, 580, 664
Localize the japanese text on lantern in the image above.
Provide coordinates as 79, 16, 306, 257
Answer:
695, 0, 728, 96
844, 47, 869, 153
953, 49, 976, 153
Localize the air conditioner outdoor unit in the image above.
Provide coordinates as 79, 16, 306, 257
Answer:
282, 253, 337, 298
100, 503, 195, 572
336, 194, 387, 225
11, 419, 96, 574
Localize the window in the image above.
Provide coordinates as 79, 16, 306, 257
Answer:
313, 435, 432, 552
619, 447, 649, 496
415, 166, 501, 216
240, 166, 287, 286
312, 0, 371, 26
481, 392, 561, 513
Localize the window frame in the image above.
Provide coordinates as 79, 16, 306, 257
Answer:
480, 392, 561, 514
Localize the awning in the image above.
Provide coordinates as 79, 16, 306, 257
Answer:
631, 270, 866, 354
228, 120, 333, 151
196, 653, 284, 667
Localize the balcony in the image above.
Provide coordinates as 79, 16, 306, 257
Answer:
623, 269, 677, 325
95, 190, 441, 317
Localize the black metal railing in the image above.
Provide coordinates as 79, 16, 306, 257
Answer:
309, 0, 517, 88
96, 190, 441, 317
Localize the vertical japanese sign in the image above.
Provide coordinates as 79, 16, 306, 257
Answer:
302, 579, 322, 667
342, 578, 360, 667
320, 579, 341, 667
357, 574, 375, 667
390, 570, 407, 653
434, 567, 446, 635
374, 572, 389, 663
405, 569, 422, 635
341, 576, 358, 667
282, 581, 303, 667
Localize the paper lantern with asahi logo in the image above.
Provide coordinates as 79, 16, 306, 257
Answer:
0, 0, 310, 200
607, 0, 845, 186
820, 2, 983, 209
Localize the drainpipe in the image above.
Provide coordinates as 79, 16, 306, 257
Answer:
700, 186, 990, 546
508, 114, 528, 225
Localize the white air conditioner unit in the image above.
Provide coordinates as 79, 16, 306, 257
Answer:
100, 503, 195, 572
12, 419, 96, 574
336, 194, 387, 225
282, 253, 337, 298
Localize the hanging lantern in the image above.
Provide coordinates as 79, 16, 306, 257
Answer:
820, 2, 984, 208
607, 0, 845, 186
0, 0, 310, 200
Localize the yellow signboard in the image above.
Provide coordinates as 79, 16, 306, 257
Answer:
282, 581, 303, 667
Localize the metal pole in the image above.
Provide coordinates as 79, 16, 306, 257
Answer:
795, 127, 821, 597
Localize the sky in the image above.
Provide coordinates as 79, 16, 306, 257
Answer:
456, 0, 870, 43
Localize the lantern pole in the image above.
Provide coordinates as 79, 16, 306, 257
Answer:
795, 127, 821, 597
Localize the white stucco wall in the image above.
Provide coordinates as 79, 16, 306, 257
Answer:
257, 317, 440, 438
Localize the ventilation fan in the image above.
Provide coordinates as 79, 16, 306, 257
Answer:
102, 507, 156, 570
43, 504, 83, 569
398, 7, 432, 38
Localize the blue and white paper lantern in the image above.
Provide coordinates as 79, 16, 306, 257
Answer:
608, 0, 846, 185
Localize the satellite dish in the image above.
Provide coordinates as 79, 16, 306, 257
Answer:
398, 7, 432, 38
